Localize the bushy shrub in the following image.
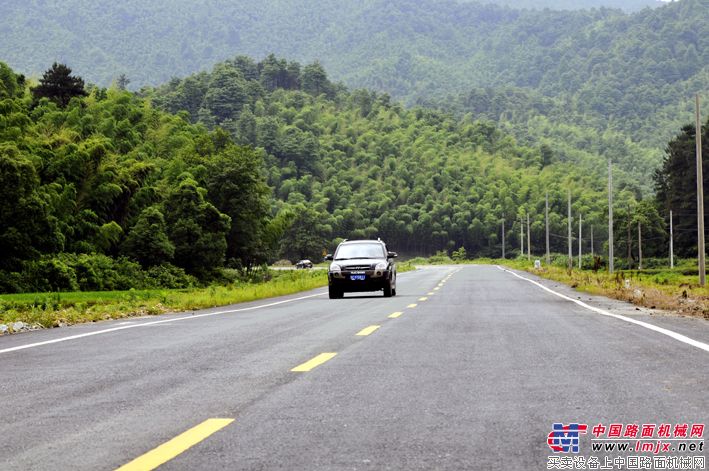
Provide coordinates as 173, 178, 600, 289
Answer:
549, 253, 571, 268
451, 247, 467, 262
0, 270, 24, 293
69, 254, 144, 290
144, 264, 196, 289
22, 257, 79, 292
429, 250, 453, 264
640, 258, 671, 269
0, 254, 200, 293
406, 257, 428, 265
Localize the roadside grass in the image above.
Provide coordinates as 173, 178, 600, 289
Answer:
0, 263, 417, 332
0, 270, 328, 331
484, 258, 709, 319
406, 254, 709, 319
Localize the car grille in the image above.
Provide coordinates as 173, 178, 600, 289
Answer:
344, 265, 373, 271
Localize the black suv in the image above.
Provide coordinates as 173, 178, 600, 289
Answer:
326, 239, 397, 299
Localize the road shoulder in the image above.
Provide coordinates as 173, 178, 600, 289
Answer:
499, 265, 709, 347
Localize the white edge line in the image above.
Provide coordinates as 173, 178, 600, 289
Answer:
0, 268, 424, 355
0, 292, 326, 355
496, 265, 709, 354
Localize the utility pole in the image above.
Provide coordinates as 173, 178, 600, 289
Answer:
545, 192, 550, 265
638, 221, 643, 270
670, 210, 674, 269
520, 217, 524, 257
696, 94, 706, 286
627, 207, 632, 268
578, 213, 583, 269
502, 219, 506, 259
527, 213, 531, 261
591, 226, 594, 258
568, 189, 572, 270
608, 159, 614, 274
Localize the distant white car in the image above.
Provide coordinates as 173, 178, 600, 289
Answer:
295, 259, 313, 269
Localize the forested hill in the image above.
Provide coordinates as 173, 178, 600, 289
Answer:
1, 0, 705, 179
0, 57, 648, 293
461, 0, 667, 11
147, 55, 663, 261
0, 62, 281, 292
1, 56, 704, 292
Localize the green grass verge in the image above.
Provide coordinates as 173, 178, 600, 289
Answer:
0, 263, 418, 332
0, 270, 328, 331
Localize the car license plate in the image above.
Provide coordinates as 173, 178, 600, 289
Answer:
350, 275, 366, 281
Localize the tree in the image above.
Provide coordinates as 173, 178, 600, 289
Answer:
32, 63, 87, 107
121, 206, 174, 267
654, 120, 709, 257
0, 61, 23, 99
280, 204, 331, 262
206, 146, 271, 269
116, 74, 130, 90
163, 174, 231, 276
202, 63, 247, 123
302, 61, 331, 97
0, 145, 61, 269
451, 246, 467, 261
235, 106, 257, 146
259, 54, 289, 91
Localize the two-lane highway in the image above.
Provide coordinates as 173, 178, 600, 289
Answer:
1, 265, 708, 470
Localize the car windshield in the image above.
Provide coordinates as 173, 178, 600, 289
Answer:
335, 243, 385, 260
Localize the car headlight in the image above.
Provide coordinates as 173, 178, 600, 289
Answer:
330, 263, 341, 272
375, 261, 388, 270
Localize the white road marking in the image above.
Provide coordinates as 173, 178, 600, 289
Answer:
497, 266, 709, 353
0, 292, 327, 355
0, 268, 427, 355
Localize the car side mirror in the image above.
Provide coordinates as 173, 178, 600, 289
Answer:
325, 254, 333, 261
387, 251, 398, 259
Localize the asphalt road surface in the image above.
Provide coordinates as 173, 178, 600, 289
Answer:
1, 265, 708, 470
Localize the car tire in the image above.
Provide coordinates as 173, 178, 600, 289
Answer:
329, 287, 343, 299
383, 283, 393, 297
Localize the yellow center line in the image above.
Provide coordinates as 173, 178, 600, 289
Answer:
291, 352, 338, 372
427, 292, 435, 295
116, 418, 234, 471
434, 287, 440, 291
388, 311, 403, 318
418, 297, 428, 301
407, 303, 418, 308
356, 325, 381, 336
